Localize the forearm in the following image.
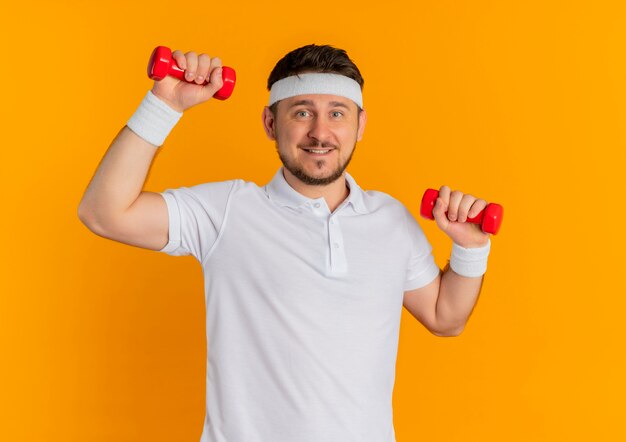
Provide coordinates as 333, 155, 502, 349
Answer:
432, 238, 491, 335
434, 264, 484, 335
416, 186, 494, 336
78, 126, 159, 226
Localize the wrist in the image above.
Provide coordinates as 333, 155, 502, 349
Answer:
150, 89, 184, 113
449, 239, 491, 278
126, 90, 183, 147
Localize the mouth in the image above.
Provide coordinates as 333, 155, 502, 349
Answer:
300, 147, 336, 156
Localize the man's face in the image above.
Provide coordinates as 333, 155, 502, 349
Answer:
262, 94, 367, 186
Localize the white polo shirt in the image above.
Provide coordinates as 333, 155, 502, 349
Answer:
159, 167, 440, 442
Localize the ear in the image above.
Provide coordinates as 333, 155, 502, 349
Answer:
356, 108, 367, 141
262, 106, 277, 141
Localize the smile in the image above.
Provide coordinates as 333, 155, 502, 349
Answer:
301, 148, 335, 155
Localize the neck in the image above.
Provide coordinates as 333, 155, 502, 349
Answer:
282, 168, 350, 213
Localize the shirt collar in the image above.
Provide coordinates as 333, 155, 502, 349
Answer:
264, 167, 369, 214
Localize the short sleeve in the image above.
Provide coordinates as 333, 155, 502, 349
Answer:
402, 206, 440, 291
158, 179, 240, 263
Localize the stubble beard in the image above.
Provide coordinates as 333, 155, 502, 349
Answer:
277, 142, 357, 186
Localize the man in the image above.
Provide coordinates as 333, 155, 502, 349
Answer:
78, 44, 493, 442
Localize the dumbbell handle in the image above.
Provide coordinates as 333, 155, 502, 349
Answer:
147, 46, 236, 100
420, 188, 504, 235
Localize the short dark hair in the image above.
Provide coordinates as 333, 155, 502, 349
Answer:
267, 44, 364, 114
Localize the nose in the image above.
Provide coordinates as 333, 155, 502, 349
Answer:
307, 116, 333, 144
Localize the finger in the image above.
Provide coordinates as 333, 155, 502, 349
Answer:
468, 199, 488, 219
457, 194, 475, 223
438, 185, 451, 204
210, 56, 222, 70
203, 58, 224, 97
447, 190, 463, 222
433, 197, 449, 231
195, 53, 212, 84
184, 51, 198, 82
208, 57, 223, 81
171, 50, 187, 70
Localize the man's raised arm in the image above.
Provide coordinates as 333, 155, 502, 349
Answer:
77, 48, 225, 251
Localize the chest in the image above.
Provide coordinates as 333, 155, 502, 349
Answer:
208, 201, 410, 294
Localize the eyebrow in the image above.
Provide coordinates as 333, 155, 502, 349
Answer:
288, 99, 351, 110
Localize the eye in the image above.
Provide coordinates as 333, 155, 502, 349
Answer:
331, 111, 343, 118
296, 110, 310, 118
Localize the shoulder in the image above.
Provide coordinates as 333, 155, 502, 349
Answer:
164, 178, 259, 200
359, 188, 425, 236
361, 188, 409, 215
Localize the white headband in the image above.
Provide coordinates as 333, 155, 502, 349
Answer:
268, 73, 363, 109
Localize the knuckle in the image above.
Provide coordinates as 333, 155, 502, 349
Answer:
186, 52, 198, 65
172, 51, 185, 64
215, 75, 224, 88
212, 67, 223, 81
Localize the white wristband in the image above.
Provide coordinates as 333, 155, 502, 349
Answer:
449, 239, 491, 278
126, 90, 183, 147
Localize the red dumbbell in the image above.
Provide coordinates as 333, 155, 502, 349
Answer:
147, 46, 236, 100
420, 188, 504, 235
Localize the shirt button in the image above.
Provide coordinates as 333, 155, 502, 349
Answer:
330, 219, 335, 224
333, 242, 340, 249
314, 203, 321, 208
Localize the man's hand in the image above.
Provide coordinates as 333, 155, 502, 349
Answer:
151, 49, 224, 112
432, 185, 491, 248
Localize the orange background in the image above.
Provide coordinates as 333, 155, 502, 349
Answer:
1, 1, 625, 440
